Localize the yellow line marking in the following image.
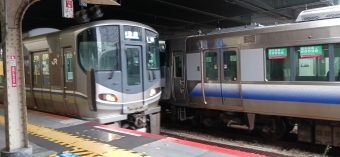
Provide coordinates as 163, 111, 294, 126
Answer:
0, 116, 152, 157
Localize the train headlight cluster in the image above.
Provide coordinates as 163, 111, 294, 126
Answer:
149, 88, 161, 97
99, 94, 118, 102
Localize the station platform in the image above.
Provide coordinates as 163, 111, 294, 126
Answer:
0, 105, 265, 157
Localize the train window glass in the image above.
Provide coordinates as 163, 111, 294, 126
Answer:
265, 47, 290, 81
78, 25, 120, 71
124, 26, 142, 41
146, 30, 160, 70
223, 51, 237, 81
174, 56, 182, 78
295, 45, 329, 81
205, 52, 218, 80
33, 54, 40, 85
334, 44, 340, 81
42, 54, 50, 85
126, 48, 140, 86
65, 53, 73, 82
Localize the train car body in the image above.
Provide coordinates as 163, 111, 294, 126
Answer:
161, 5, 340, 145
0, 20, 161, 133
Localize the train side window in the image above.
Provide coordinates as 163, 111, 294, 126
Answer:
205, 52, 218, 80
295, 45, 329, 81
265, 47, 290, 81
42, 54, 50, 85
33, 54, 40, 85
223, 51, 237, 81
65, 53, 73, 82
334, 44, 340, 81
174, 56, 182, 78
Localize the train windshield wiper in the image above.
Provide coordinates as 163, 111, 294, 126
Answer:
108, 70, 114, 79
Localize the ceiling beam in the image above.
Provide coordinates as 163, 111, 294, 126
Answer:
150, 0, 249, 24
243, 0, 295, 19
232, 0, 282, 18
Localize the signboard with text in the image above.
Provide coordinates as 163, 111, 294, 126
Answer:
268, 48, 288, 60
300, 46, 323, 58
62, 0, 74, 18
9, 54, 16, 87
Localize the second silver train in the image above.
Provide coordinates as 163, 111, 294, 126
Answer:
161, 5, 340, 146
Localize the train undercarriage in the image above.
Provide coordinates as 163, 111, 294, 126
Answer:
107, 112, 161, 134
163, 104, 340, 147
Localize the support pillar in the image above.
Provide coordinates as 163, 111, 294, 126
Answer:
0, 0, 37, 156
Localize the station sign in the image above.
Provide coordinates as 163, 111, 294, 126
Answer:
62, 0, 74, 18
299, 45, 323, 58
268, 48, 288, 60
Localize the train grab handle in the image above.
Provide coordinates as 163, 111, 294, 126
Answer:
201, 53, 207, 105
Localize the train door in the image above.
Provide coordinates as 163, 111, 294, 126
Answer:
220, 48, 242, 107
62, 48, 78, 115
32, 52, 45, 110
41, 53, 54, 111
122, 45, 143, 106
203, 50, 223, 105
172, 51, 186, 102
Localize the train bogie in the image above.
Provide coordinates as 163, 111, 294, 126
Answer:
160, 5, 340, 146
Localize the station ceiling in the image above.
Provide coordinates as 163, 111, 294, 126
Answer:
23, 0, 336, 39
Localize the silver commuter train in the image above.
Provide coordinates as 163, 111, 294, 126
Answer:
161, 5, 340, 145
0, 20, 162, 133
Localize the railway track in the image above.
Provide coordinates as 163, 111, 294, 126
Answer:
160, 119, 340, 157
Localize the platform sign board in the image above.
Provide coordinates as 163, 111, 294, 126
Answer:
300, 45, 323, 58
268, 48, 288, 60
9, 54, 16, 87
62, 0, 74, 18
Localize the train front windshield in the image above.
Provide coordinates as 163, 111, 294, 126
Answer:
77, 26, 120, 71
146, 30, 160, 70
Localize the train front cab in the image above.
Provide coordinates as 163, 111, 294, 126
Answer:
80, 24, 162, 133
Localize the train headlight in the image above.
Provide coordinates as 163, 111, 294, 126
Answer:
149, 87, 161, 97
99, 94, 118, 102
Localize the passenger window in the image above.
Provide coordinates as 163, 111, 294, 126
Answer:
266, 47, 290, 81
33, 55, 40, 85
126, 48, 140, 86
205, 52, 218, 80
42, 54, 50, 85
295, 45, 329, 81
223, 51, 237, 81
174, 56, 182, 78
334, 44, 340, 81
65, 53, 73, 82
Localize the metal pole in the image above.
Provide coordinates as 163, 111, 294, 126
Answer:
1, 0, 32, 156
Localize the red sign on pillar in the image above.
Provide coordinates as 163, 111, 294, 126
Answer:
66, 0, 73, 8
9, 54, 16, 87
62, 0, 74, 18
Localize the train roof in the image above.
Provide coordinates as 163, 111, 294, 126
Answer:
23, 20, 158, 41
175, 5, 340, 41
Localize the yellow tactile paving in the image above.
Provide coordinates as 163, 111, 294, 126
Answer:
0, 115, 152, 157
